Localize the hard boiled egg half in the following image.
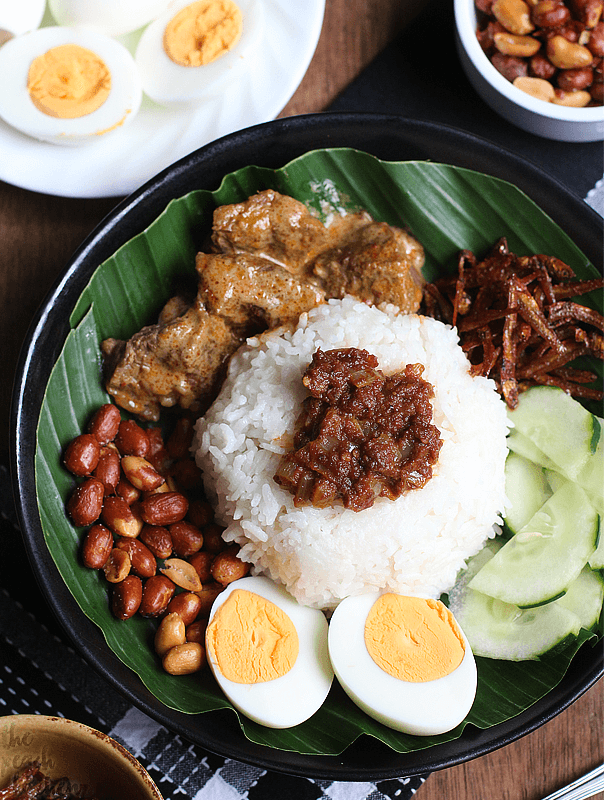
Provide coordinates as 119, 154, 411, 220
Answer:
135, 0, 264, 106
328, 593, 477, 736
205, 576, 333, 728
48, 0, 173, 38
0, 0, 46, 43
0, 26, 142, 145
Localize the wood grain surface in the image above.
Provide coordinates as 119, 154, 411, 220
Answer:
0, 1, 601, 797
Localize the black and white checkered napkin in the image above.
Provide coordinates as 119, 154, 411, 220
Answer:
0, 465, 426, 800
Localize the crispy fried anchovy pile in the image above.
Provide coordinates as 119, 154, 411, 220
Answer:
0, 763, 98, 800
422, 237, 604, 409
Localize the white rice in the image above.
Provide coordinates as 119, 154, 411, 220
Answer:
193, 297, 510, 610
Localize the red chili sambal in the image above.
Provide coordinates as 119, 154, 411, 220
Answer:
273, 347, 442, 512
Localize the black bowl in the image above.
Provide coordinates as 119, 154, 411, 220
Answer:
11, 112, 603, 781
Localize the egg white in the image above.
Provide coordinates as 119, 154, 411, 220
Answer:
0, 0, 46, 40
328, 593, 477, 736
0, 26, 142, 145
134, 0, 264, 106
48, 0, 173, 37
206, 575, 333, 729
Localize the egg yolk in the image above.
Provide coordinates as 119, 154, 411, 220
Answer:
206, 589, 299, 683
364, 595, 465, 683
163, 0, 243, 67
27, 44, 111, 119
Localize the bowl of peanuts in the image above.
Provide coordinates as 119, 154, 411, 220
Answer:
454, 0, 604, 140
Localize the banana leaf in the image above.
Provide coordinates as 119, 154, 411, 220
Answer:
35, 149, 603, 756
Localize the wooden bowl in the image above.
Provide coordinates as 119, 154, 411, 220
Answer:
0, 715, 163, 799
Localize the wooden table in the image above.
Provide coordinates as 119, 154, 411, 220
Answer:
0, 1, 601, 797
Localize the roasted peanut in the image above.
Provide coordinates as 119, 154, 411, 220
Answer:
166, 417, 194, 460
121, 455, 165, 492
492, 51, 529, 78
553, 86, 592, 101
478, 19, 508, 50
169, 459, 202, 491
140, 491, 189, 525
587, 21, 604, 53
185, 619, 208, 644
558, 64, 594, 86
140, 525, 173, 559
530, 51, 558, 77
591, 79, 604, 98
559, 20, 587, 42
146, 427, 171, 474
493, 0, 535, 32
189, 550, 214, 583
494, 31, 542, 55
101, 495, 143, 538
187, 498, 213, 529
513, 74, 558, 97
116, 538, 157, 578
160, 558, 203, 592
116, 476, 141, 505
547, 33, 594, 66
143, 480, 174, 496
93, 447, 121, 495
147, 448, 172, 476
112, 575, 142, 620
115, 420, 150, 457
570, 0, 603, 26
103, 548, 131, 583
146, 426, 165, 456
531, 0, 572, 26
88, 403, 121, 445
139, 574, 175, 616
168, 521, 204, 557
167, 592, 203, 626
154, 612, 186, 657
82, 523, 114, 569
63, 434, 101, 476
195, 582, 224, 616
162, 642, 205, 675
210, 549, 250, 586
201, 523, 226, 553
66, 477, 104, 527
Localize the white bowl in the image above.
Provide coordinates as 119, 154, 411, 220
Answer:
454, 0, 604, 142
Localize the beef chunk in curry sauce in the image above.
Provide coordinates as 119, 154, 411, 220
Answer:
102, 190, 426, 421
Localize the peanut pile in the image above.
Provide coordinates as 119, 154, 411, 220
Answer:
476, 0, 603, 106
63, 403, 249, 677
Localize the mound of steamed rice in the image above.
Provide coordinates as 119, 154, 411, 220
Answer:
193, 297, 510, 610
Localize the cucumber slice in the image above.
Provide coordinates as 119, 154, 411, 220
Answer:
588, 517, 603, 570
452, 536, 505, 588
450, 587, 582, 660
507, 386, 596, 482
543, 468, 567, 493
504, 452, 552, 534
448, 542, 582, 660
506, 428, 556, 470
468, 481, 598, 607
557, 565, 604, 630
576, 419, 603, 516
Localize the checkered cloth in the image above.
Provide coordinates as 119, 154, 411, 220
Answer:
0, 464, 426, 800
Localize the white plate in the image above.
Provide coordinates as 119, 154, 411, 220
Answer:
0, 0, 325, 198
